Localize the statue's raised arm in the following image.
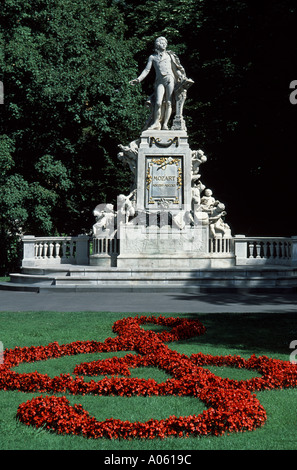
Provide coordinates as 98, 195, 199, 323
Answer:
129, 36, 194, 131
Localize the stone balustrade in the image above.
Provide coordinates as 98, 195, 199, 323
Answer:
22, 235, 90, 267
21, 234, 297, 268
92, 237, 119, 256
234, 235, 297, 266
209, 236, 234, 255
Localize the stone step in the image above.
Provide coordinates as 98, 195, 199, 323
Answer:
3, 266, 297, 293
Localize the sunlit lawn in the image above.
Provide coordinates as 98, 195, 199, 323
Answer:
0, 310, 296, 450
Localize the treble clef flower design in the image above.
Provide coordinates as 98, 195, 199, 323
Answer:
0, 315, 296, 439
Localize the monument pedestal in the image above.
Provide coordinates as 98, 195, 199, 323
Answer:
91, 127, 235, 270
136, 130, 192, 212
117, 224, 210, 268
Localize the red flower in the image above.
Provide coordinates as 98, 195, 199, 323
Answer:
0, 315, 296, 439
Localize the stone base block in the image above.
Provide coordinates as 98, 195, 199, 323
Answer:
89, 254, 117, 268
118, 224, 209, 257
116, 255, 235, 269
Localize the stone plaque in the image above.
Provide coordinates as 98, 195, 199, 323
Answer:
145, 156, 183, 209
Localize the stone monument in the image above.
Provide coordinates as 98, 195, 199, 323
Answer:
90, 36, 234, 269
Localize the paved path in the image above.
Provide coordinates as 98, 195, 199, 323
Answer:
0, 290, 296, 314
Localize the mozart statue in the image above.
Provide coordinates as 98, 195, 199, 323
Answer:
130, 36, 194, 131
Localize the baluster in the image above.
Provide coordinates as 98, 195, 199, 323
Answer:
278, 242, 282, 259
69, 240, 74, 259
225, 238, 229, 253
283, 242, 289, 259
37, 243, 43, 259
49, 242, 54, 258
61, 240, 67, 260
256, 242, 261, 258
43, 242, 48, 259
280, 242, 284, 259
288, 242, 292, 259
209, 239, 213, 254
263, 241, 268, 259
248, 242, 254, 258
55, 242, 61, 259
72, 240, 77, 259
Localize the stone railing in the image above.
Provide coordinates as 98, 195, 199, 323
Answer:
21, 235, 90, 267
234, 235, 297, 266
90, 236, 119, 267
92, 237, 119, 256
209, 236, 234, 256
21, 234, 297, 268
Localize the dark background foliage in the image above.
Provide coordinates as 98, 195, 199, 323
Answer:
0, 0, 296, 273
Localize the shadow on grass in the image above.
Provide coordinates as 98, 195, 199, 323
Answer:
175, 311, 297, 358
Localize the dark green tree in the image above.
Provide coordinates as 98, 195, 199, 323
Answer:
0, 0, 145, 273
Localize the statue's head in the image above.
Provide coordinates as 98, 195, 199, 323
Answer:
155, 36, 167, 51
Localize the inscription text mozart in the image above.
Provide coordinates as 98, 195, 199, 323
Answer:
153, 175, 176, 181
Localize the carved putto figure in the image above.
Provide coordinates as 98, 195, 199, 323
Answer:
117, 140, 140, 190
191, 149, 207, 181
130, 36, 194, 130
200, 188, 217, 213
209, 203, 231, 238
117, 190, 136, 224
93, 203, 116, 238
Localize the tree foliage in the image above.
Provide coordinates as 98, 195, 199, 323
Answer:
0, 0, 297, 273
0, 0, 146, 272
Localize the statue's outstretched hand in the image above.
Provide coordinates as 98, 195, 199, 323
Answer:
129, 78, 139, 86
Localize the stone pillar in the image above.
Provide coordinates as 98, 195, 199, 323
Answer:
291, 236, 297, 266
22, 235, 36, 267
234, 235, 247, 265
75, 235, 90, 265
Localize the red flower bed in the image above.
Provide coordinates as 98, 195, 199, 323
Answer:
0, 315, 296, 439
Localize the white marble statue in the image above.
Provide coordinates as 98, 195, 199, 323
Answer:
200, 188, 218, 213
208, 203, 231, 238
93, 203, 116, 237
130, 36, 193, 130
117, 140, 139, 190
191, 150, 207, 181
117, 190, 136, 224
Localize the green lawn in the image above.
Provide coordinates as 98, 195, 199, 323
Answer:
0, 310, 296, 450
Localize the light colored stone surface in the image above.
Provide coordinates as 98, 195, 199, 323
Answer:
136, 130, 192, 212
117, 224, 211, 268
129, 36, 194, 131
